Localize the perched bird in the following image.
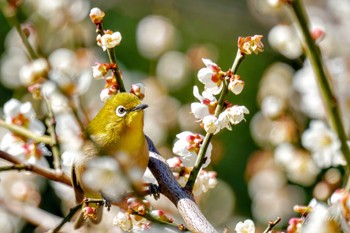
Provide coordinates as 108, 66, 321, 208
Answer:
71, 92, 149, 228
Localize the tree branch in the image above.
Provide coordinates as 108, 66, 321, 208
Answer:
146, 136, 217, 233
0, 150, 71, 186
0, 138, 217, 232
263, 217, 281, 233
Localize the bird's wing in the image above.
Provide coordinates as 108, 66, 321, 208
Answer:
71, 164, 85, 204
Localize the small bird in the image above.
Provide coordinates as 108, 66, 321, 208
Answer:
71, 92, 149, 228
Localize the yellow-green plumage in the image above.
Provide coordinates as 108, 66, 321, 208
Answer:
71, 93, 149, 228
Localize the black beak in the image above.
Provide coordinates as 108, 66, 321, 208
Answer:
132, 104, 148, 112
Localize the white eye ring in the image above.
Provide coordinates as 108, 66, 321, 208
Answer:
116, 106, 127, 117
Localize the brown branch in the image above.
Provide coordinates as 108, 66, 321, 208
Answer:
0, 150, 71, 186
146, 136, 217, 233
263, 217, 281, 233
0, 138, 217, 233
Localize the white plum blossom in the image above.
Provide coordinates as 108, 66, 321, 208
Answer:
97, 31, 122, 51
268, 24, 302, 59
228, 75, 245, 95
82, 156, 128, 199
261, 95, 285, 118
302, 120, 345, 168
235, 219, 255, 233
0, 99, 50, 166
191, 85, 217, 120
172, 131, 212, 168
19, 58, 49, 86
293, 61, 325, 119
202, 115, 220, 134
91, 63, 109, 80
193, 170, 218, 196
197, 58, 224, 95
113, 211, 132, 232
136, 15, 176, 59
3, 99, 45, 134
274, 143, 320, 186
219, 105, 249, 130
100, 88, 113, 103
300, 202, 334, 233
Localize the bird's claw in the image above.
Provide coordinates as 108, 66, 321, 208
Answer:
148, 183, 160, 200
101, 194, 112, 211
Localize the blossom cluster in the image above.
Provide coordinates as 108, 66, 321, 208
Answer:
89, 7, 146, 102
172, 44, 262, 169
166, 156, 218, 196
0, 99, 50, 166
0, 1, 268, 232
191, 58, 249, 135
246, 0, 350, 230
284, 190, 350, 233
113, 197, 174, 232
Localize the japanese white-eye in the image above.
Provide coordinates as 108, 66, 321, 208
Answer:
71, 92, 149, 228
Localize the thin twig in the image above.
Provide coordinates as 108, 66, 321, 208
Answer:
43, 97, 61, 170
263, 217, 281, 233
0, 119, 53, 144
289, 0, 350, 181
51, 203, 83, 233
133, 211, 188, 232
4, 7, 38, 60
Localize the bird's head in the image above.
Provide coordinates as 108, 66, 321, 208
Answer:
87, 93, 148, 146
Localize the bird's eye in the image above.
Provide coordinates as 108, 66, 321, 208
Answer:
116, 106, 127, 117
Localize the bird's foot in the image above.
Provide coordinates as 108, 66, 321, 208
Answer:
101, 194, 112, 211
148, 183, 160, 200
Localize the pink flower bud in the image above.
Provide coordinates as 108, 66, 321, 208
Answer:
130, 83, 145, 100
82, 206, 98, 220
311, 28, 325, 43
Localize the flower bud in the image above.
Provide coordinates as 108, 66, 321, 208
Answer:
150, 210, 173, 223
228, 75, 245, 95
311, 28, 325, 43
238, 35, 264, 55
130, 83, 145, 100
89, 7, 105, 24
82, 206, 98, 220
28, 83, 42, 99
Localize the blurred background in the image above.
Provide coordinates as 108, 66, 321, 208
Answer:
2, 0, 349, 232
0, 0, 291, 232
